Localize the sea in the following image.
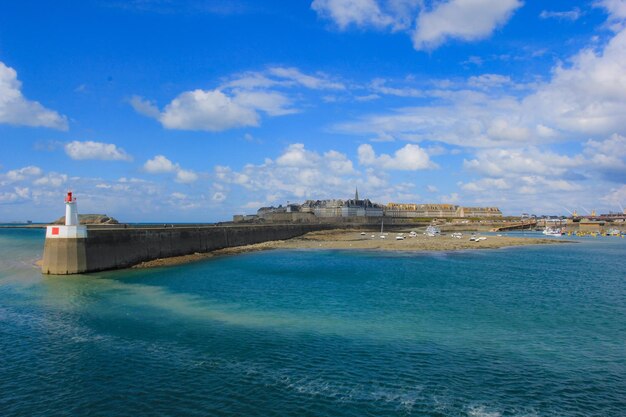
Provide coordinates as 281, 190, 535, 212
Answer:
0, 227, 624, 417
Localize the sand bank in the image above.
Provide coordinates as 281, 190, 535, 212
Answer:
132, 229, 569, 269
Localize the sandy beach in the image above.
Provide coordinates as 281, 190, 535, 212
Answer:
132, 229, 568, 268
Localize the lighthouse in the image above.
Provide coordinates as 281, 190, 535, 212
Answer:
65, 191, 79, 226
45, 191, 88, 240
42, 191, 88, 274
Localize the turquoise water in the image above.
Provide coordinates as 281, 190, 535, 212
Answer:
1, 229, 625, 416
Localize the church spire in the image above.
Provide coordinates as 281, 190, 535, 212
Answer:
355, 186, 359, 201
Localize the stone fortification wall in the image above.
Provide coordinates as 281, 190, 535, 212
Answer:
42, 224, 330, 275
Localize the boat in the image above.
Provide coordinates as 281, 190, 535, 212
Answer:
409, 231, 417, 238
425, 225, 440, 237
379, 218, 386, 239
395, 236, 405, 240
360, 232, 366, 236
450, 232, 463, 239
543, 227, 562, 237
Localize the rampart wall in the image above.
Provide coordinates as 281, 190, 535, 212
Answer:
42, 224, 332, 275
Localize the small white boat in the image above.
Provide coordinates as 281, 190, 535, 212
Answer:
425, 225, 441, 237
360, 232, 366, 236
543, 227, 562, 237
409, 231, 417, 238
395, 236, 405, 240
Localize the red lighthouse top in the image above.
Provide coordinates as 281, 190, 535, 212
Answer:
65, 191, 75, 203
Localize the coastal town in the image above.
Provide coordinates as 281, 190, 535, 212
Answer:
232, 188, 626, 236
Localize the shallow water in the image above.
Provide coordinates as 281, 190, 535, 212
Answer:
1, 229, 625, 416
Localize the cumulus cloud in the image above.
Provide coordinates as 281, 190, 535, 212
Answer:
336, 23, 626, 147
133, 90, 263, 132
33, 173, 68, 188
0, 62, 68, 130
358, 143, 437, 170
463, 147, 585, 178
596, 0, 626, 21
64, 141, 132, 161
212, 143, 392, 205
4, 166, 42, 182
311, 0, 520, 50
412, 0, 523, 50
175, 169, 199, 184
132, 66, 345, 132
311, 0, 396, 30
143, 155, 198, 183
456, 136, 625, 211
144, 155, 177, 173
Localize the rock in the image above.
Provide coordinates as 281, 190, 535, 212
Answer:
52, 214, 119, 225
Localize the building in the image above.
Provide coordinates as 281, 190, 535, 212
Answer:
385, 203, 502, 218
341, 187, 383, 217
455, 206, 503, 218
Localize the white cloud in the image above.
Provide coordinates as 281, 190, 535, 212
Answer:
357, 143, 437, 170
311, 0, 396, 30
129, 96, 160, 118
33, 173, 68, 188
133, 66, 345, 132
312, 0, 518, 50
336, 24, 626, 147
522, 28, 626, 136
276, 143, 320, 167
229, 90, 295, 116
212, 192, 226, 202
0, 62, 68, 130
461, 178, 510, 192
596, 0, 626, 21
4, 166, 42, 182
132, 89, 294, 132
267, 67, 345, 90
143, 155, 199, 183
175, 169, 198, 184
214, 144, 364, 203
585, 133, 626, 157
467, 74, 512, 89
144, 155, 178, 173
64, 141, 132, 161
602, 184, 626, 206
539, 8, 583, 21
412, 0, 523, 50
158, 89, 262, 131
463, 148, 585, 178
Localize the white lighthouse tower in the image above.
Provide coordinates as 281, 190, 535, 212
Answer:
45, 191, 87, 239
65, 191, 79, 226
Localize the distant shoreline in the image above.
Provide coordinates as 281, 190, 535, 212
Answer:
131, 229, 570, 269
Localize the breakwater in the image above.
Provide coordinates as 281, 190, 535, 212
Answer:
41, 224, 331, 275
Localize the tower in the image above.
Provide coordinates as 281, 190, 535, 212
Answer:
355, 186, 359, 201
42, 191, 88, 274
65, 191, 79, 226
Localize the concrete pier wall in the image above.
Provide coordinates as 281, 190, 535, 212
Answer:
42, 224, 330, 275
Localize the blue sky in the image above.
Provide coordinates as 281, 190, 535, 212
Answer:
1, 0, 625, 222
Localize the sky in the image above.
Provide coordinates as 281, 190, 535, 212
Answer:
1, 0, 626, 222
